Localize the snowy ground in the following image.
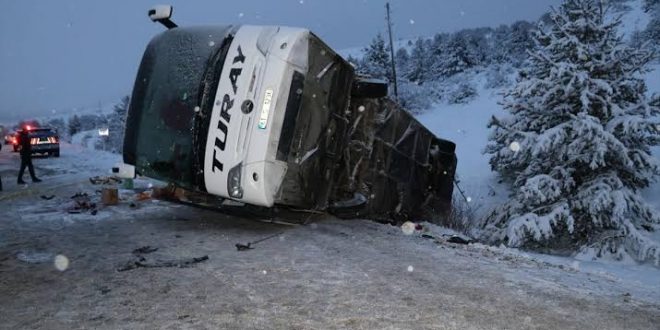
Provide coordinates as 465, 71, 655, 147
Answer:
416, 62, 660, 247
1, 139, 659, 329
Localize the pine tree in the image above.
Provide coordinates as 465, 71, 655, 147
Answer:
108, 96, 129, 153
437, 33, 472, 77
395, 47, 410, 78
484, 0, 660, 264
644, 0, 659, 12
68, 115, 82, 137
360, 33, 391, 81
407, 38, 432, 84
642, 0, 660, 50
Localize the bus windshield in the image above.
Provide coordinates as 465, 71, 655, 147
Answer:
124, 26, 233, 189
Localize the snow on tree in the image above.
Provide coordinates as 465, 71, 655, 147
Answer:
484, 0, 660, 264
407, 38, 432, 84
394, 47, 410, 77
108, 96, 129, 153
644, 0, 659, 12
507, 21, 536, 66
359, 33, 391, 81
641, 0, 660, 52
68, 115, 82, 136
436, 33, 472, 77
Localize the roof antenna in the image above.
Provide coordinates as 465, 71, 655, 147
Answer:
148, 5, 178, 29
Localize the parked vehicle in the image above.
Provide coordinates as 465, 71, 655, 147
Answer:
6, 132, 20, 151
16, 127, 60, 157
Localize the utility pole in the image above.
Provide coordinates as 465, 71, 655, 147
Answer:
385, 2, 398, 101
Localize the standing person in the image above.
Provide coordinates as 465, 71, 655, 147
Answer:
17, 129, 41, 184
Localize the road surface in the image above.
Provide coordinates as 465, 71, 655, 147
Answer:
0, 144, 659, 329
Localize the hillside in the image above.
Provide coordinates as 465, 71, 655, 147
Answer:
349, 0, 660, 265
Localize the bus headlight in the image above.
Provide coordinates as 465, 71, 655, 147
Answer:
227, 163, 244, 199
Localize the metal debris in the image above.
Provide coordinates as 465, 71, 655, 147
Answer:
89, 176, 122, 185
116, 255, 209, 272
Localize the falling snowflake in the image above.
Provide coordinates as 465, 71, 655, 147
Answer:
409, 19, 415, 25
466, 196, 472, 203
54, 255, 69, 271
509, 141, 521, 152
460, 10, 466, 16
407, 265, 414, 272
262, 270, 268, 275
194, 106, 201, 113
299, 0, 304, 4
238, 12, 244, 18
358, 105, 366, 112
208, 41, 216, 47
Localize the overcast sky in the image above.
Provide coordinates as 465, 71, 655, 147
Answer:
0, 0, 561, 122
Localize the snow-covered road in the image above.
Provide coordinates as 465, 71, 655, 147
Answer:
1, 144, 659, 329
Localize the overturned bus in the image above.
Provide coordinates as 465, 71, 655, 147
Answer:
123, 6, 457, 222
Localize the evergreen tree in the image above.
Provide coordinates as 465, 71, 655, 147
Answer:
68, 115, 82, 137
360, 33, 391, 81
484, 0, 660, 264
507, 21, 535, 65
642, 0, 660, 51
437, 33, 473, 77
395, 47, 410, 77
108, 96, 129, 153
407, 38, 432, 84
644, 0, 659, 12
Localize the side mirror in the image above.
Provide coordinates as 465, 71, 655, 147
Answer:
148, 5, 178, 29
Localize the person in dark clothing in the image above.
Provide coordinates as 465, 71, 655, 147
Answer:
17, 130, 41, 184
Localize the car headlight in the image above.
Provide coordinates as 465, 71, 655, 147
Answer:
227, 163, 243, 199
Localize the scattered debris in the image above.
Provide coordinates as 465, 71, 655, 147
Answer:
135, 191, 152, 202
420, 233, 473, 245
89, 176, 122, 185
68, 192, 97, 214
235, 243, 254, 251
15, 251, 54, 264
40, 195, 55, 200
101, 188, 119, 206
132, 246, 158, 255
447, 236, 473, 245
235, 232, 283, 251
623, 292, 632, 303
116, 255, 209, 272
